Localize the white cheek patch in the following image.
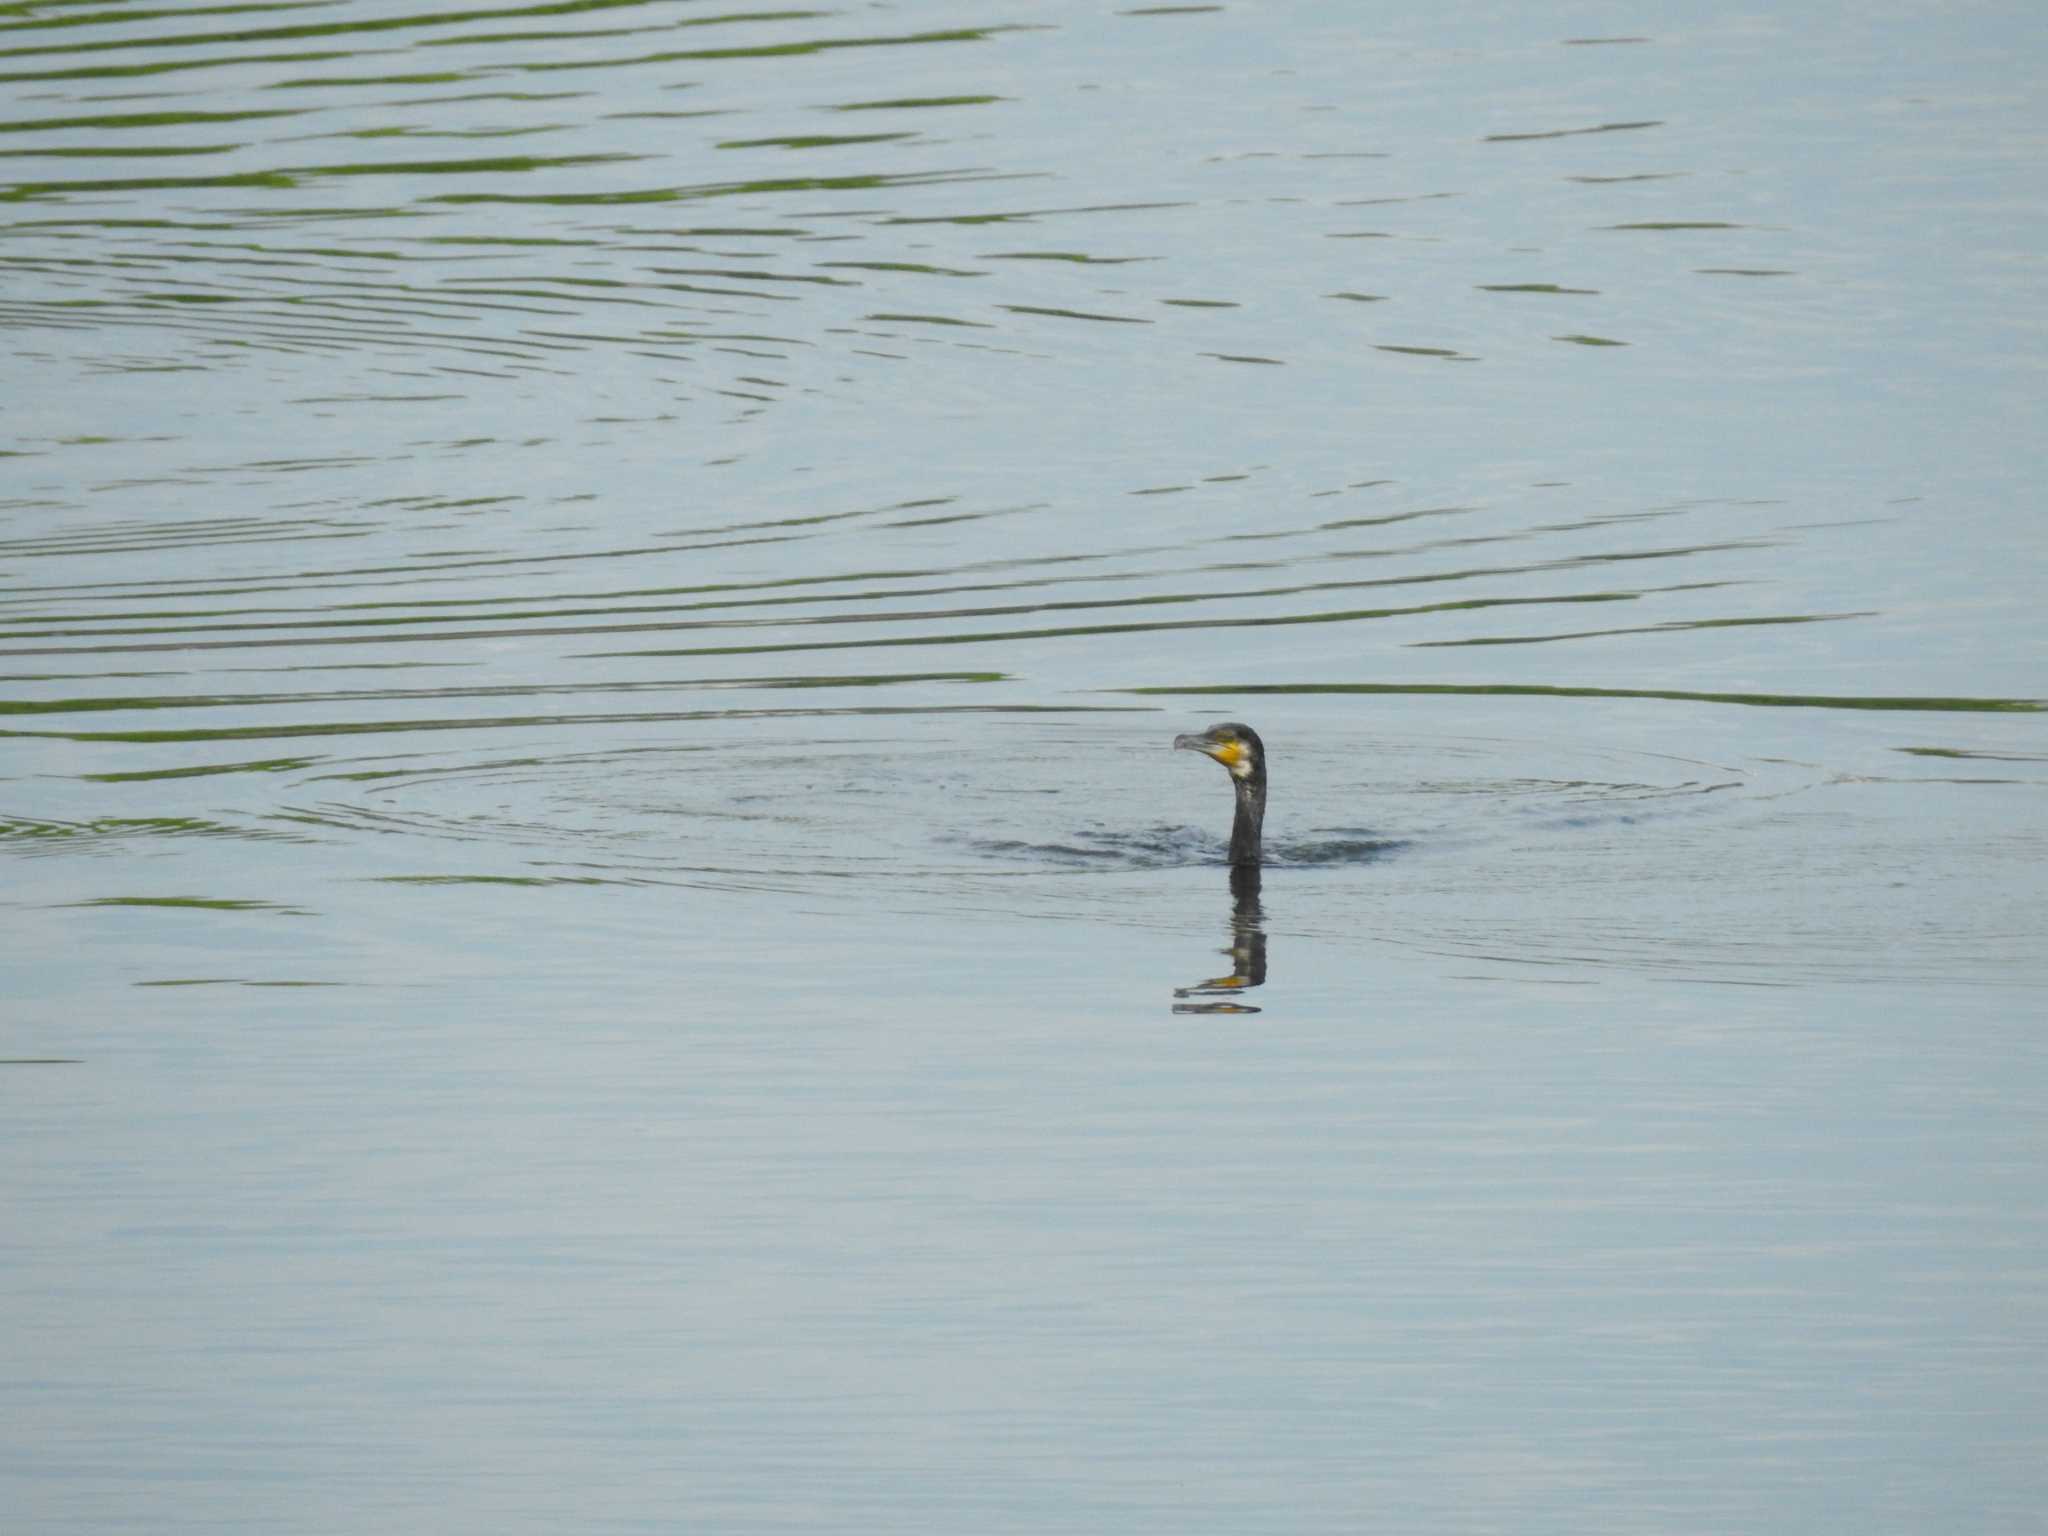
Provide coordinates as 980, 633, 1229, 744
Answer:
1227, 753, 1253, 779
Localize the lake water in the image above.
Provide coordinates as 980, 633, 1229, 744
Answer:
5, 1, 2046, 1530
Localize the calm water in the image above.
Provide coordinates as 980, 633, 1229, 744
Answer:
5, 1, 2046, 1530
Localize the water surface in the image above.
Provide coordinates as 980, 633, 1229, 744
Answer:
5, 1, 2046, 1530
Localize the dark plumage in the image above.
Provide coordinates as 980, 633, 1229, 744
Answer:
1173, 721, 1267, 867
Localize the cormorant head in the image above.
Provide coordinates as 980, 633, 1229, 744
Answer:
1173, 721, 1266, 785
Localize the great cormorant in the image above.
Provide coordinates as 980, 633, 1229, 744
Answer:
1173, 721, 1267, 867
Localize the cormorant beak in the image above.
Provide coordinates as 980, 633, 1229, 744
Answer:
1174, 731, 1247, 773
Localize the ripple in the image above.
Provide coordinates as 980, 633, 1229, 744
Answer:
202, 720, 1768, 897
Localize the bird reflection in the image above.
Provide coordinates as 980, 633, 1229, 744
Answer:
1173, 862, 1268, 1013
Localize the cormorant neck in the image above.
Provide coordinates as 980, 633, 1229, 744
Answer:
1229, 772, 1265, 867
